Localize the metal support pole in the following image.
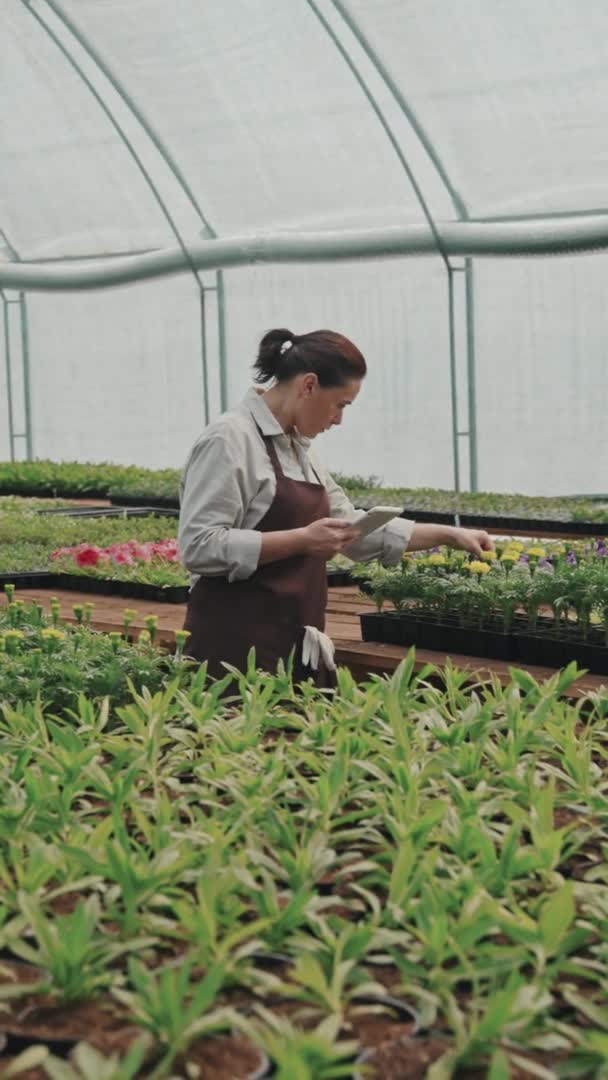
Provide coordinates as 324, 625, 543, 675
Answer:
447, 267, 461, 495
1, 292, 16, 461
199, 285, 210, 426
464, 259, 478, 492
216, 271, 228, 412
19, 293, 33, 460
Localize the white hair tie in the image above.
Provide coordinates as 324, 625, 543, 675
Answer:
280, 339, 293, 355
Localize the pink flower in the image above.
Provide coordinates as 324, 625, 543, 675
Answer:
112, 550, 134, 565
50, 547, 71, 560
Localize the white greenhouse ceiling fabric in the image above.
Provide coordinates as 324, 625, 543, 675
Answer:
2, 1, 608, 495
4, 0, 608, 261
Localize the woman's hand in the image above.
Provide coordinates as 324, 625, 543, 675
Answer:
450, 527, 494, 558
301, 517, 361, 557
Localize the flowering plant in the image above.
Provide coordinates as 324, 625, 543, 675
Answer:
51, 538, 179, 568
49, 539, 188, 588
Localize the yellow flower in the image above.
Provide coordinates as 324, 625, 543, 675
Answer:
3, 629, 24, 653
138, 629, 151, 645
174, 629, 191, 657
41, 628, 65, 641
427, 553, 447, 566
468, 561, 491, 575
480, 550, 497, 562
526, 546, 546, 559
500, 551, 518, 563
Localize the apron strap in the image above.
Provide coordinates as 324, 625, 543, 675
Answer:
254, 419, 324, 487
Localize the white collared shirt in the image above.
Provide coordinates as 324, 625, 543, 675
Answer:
179, 387, 415, 584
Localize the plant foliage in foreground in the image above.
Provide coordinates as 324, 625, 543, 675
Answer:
0, 645, 607, 1075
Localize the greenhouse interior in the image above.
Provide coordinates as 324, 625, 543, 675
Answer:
1, 3, 608, 1078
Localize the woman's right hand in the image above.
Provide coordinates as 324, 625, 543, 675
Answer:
301, 517, 361, 557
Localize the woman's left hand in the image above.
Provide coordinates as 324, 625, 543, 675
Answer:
450, 527, 494, 558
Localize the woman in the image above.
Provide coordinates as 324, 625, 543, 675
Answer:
179, 328, 492, 683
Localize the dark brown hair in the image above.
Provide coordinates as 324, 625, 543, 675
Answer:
254, 328, 366, 387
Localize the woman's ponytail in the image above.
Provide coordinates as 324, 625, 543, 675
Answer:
254, 328, 297, 383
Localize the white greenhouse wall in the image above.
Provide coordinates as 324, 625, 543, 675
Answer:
3, 253, 608, 496
474, 255, 608, 496
24, 278, 206, 471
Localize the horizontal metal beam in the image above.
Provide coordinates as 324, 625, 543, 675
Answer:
4, 216, 608, 291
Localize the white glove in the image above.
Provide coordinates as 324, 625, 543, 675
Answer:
302, 625, 336, 672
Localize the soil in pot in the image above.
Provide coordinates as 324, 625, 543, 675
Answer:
354, 1033, 449, 1079
355, 1034, 569, 1080
172, 1033, 269, 1080
0, 962, 140, 1057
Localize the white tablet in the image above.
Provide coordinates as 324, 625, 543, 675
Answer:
351, 506, 402, 539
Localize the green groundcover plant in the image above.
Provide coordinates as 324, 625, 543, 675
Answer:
2, 461, 608, 520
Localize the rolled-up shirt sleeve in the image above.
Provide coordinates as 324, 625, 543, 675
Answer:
321, 465, 415, 566
179, 435, 262, 582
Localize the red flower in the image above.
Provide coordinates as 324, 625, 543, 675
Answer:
75, 546, 101, 567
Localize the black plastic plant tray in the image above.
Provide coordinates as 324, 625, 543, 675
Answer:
326, 568, 353, 587
359, 611, 386, 643
109, 494, 180, 510
37, 505, 178, 519
396, 612, 515, 659
0, 485, 111, 500
514, 628, 608, 675
360, 611, 516, 660
47, 573, 189, 604
0, 570, 53, 590
360, 609, 608, 673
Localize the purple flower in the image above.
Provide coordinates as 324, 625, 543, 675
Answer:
566, 552, 577, 566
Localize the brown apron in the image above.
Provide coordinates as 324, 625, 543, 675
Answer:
183, 429, 333, 685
